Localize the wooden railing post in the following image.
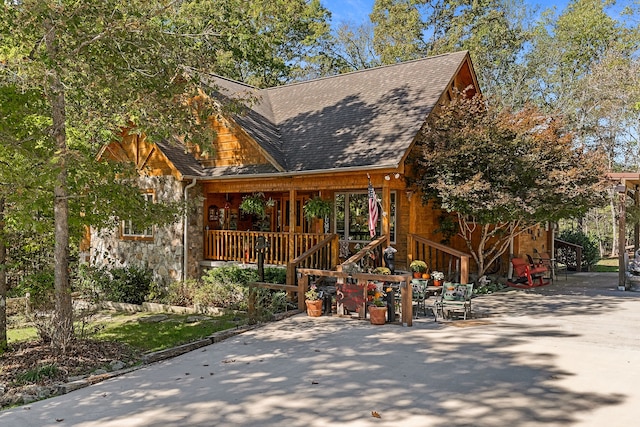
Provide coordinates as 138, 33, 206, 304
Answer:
401, 277, 412, 326
460, 255, 469, 284
298, 271, 307, 310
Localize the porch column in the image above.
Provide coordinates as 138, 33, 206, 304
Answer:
382, 179, 391, 246
618, 183, 627, 290
635, 185, 639, 251
289, 189, 296, 262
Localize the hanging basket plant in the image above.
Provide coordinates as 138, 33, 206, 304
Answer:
240, 193, 273, 218
303, 197, 332, 220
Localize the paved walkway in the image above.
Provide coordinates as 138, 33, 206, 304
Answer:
1, 272, 639, 426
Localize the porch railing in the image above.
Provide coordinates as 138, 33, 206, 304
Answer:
287, 234, 340, 292
407, 234, 470, 284
204, 230, 331, 265
338, 235, 388, 272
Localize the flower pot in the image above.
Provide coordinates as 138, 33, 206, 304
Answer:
413, 272, 422, 278
369, 305, 387, 325
433, 280, 443, 287
305, 299, 323, 317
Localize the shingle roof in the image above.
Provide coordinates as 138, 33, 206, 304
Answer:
186, 51, 471, 177
155, 139, 206, 177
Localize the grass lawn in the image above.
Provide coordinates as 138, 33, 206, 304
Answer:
7, 311, 248, 353
592, 257, 619, 272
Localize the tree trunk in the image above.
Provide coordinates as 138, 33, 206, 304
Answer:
45, 18, 74, 349
0, 197, 7, 353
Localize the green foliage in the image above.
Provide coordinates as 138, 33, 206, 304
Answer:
303, 197, 332, 220
263, 267, 287, 284
85, 266, 153, 305
474, 282, 507, 295
12, 270, 55, 310
14, 364, 61, 385
239, 193, 274, 218
194, 279, 247, 310
202, 265, 259, 285
557, 229, 600, 270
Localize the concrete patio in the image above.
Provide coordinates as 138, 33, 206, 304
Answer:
1, 272, 639, 426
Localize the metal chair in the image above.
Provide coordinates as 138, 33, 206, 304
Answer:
435, 283, 473, 320
411, 280, 428, 318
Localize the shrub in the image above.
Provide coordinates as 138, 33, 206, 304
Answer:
13, 270, 55, 310
155, 280, 198, 306
263, 267, 286, 284
86, 266, 153, 305
194, 276, 246, 310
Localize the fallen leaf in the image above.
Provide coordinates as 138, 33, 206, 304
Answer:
371, 411, 381, 419
56, 419, 64, 422
311, 381, 319, 385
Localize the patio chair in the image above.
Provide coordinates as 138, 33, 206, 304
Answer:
434, 283, 473, 320
412, 280, 428, 318
533, 249, 567, 280
506, 257, 551, 289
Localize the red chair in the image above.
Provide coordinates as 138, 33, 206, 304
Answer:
507, 257, 551, 288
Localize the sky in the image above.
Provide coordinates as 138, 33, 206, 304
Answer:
320, 0, 584, 25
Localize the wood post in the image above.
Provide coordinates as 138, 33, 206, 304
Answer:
298, 271, 307, 310
618, 184, 626, 290
401, 276, 412, 326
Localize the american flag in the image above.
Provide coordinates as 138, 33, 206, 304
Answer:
368, 181, 378, 238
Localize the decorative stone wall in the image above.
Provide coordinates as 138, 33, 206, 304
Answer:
90, 176, 204, 286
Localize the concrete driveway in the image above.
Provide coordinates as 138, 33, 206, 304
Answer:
1, 272, 639, 426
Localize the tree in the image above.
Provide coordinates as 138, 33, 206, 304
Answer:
525, 0, 640, 255
370, 0, 427, 63
370, 0, 533, 103
0, 0, 332, 349
329, 21, 381, 72
413, 94, 608, 278
191, 0, 333, 86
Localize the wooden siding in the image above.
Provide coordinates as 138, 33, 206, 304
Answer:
195, 117, 271, 168
101, 132, 178, 178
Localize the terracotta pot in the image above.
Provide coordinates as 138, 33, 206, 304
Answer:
306, 299, 323, 317
433, 280, 443, 287
369, 305, 387, 325
413, 272, 422, 278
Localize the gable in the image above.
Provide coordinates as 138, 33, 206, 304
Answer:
207, 51, 478, 176
194, 116, 280, 170
99, 132, 181, 178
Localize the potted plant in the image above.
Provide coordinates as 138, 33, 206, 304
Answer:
431, 271, 445, 286
372, 266, 391, 275
369, 288, 388, 325
240, 192, 274, 218
303, 196, 332, 233
303, 197, 332, 220
305, 284, 323, 317
410, 260, 428, 278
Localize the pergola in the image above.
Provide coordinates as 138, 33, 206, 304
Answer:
608, 172, 640, 290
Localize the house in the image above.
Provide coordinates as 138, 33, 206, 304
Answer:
90, 51, 551, 290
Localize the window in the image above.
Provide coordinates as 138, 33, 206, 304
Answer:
121, 192, 154, 239
335, 191, 396, 242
